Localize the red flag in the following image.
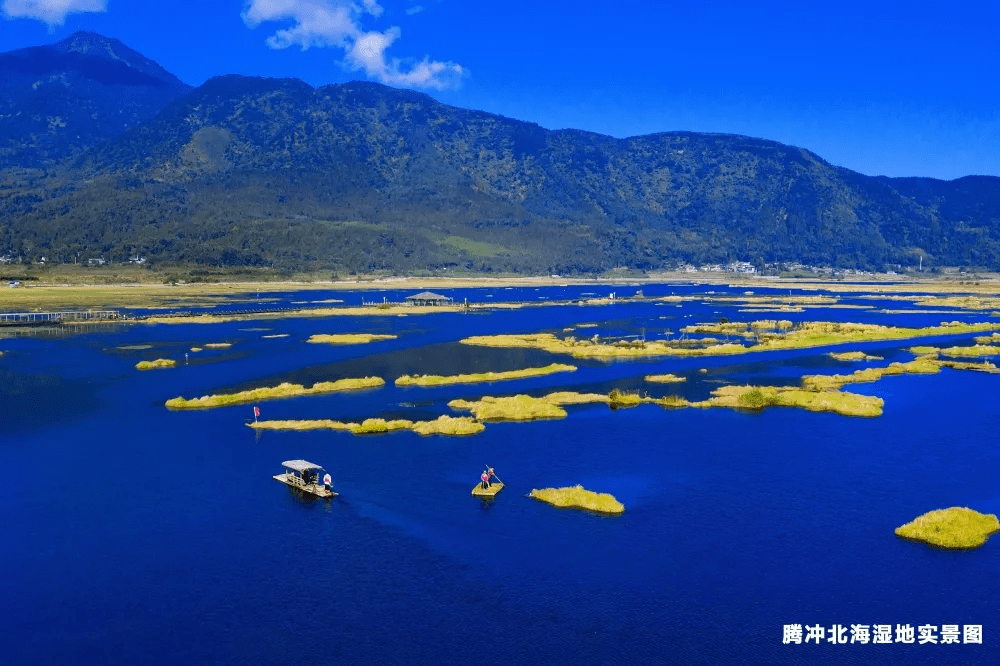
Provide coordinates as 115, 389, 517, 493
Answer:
253, 406, 260, 418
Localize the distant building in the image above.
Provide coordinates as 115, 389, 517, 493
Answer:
88, 258, 106, 266
405, 291, 452, 306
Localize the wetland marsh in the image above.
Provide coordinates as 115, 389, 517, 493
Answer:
5, 279, 1000, 665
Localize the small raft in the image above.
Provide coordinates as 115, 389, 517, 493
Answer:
472, 482, 504, 497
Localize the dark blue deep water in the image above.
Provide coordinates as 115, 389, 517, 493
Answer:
2, 283, 998, 665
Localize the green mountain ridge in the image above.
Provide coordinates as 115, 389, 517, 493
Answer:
2, 33, 999, 274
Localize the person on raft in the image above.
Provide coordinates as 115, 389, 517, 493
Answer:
481, 467, 497, 489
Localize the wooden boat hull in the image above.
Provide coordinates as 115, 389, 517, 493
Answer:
472, 481, 504, 497
273, 473, 337, 498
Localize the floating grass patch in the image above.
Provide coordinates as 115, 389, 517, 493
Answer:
448, 391, 609, 422
828, 351, 883, 361
645, 373, 686, 383
190, 347, 203, 352
136, 358, 176, 370
449, 395, 568, 421
698, 385, 884, 417
118, 344, 152, 350
656, 395, 690, 408
895, 507, 999, 549
411, 415, 485, 436
203, 342, 232, 349
247, 415, 484, 436
395, 363, 576, 387
461, 321, 1000, 360
262, 334, 289, 338
933, 345, 1000, 358
802, 356, 942, 391
165, 377, 384, 409
974, 332, 1000, 344
307, 333, 398, 345
529, 485, 625, 514
608, 388, 642, 409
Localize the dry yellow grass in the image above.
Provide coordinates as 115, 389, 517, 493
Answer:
895, 507, 999, 549
644, 373, 686, 383
396, 363, 576, 387
190, 347, 203, 352
307, 333, 397, 345
135, 358, 176, 370
529, 486, 625, 514
203, 342, 231, 349
165, 377, 384, 409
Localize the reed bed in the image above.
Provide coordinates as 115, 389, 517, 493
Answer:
396, 363, 576, 387
136, 358, 176, 370
529, 485, 625, 514
895, 507, 999, 549
307, 333, 398, 345
203, 342, 232, 349
165, 377, 384, 409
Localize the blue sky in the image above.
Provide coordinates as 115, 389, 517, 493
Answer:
1, 0, 997, 180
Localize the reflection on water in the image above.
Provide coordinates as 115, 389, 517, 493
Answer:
0, 368, 100, 434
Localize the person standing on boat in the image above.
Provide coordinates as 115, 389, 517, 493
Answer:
323, 473, 332, 492
481, 469, 490, 489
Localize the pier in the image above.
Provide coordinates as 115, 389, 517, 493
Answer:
0, 310, 123, 326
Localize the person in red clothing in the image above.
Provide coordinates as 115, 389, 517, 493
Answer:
481, 469, 490, 489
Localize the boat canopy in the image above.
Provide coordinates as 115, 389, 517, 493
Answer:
281, 460, 324, 473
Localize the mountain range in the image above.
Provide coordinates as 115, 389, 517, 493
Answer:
2, 31, 999, 275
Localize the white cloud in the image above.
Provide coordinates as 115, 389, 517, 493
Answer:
242, 0, 463, 90
2, 0, 106, 27
405, 4, 424, 15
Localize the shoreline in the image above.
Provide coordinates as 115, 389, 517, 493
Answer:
5, 272, 1000, 312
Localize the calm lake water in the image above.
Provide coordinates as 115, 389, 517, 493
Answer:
2, 283, 998, 665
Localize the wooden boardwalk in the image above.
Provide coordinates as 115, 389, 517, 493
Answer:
0, 310, 123, 326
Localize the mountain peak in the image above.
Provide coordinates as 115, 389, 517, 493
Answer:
51, 31, 185, 87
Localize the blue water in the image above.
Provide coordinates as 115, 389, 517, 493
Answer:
2, 284, 998, 665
